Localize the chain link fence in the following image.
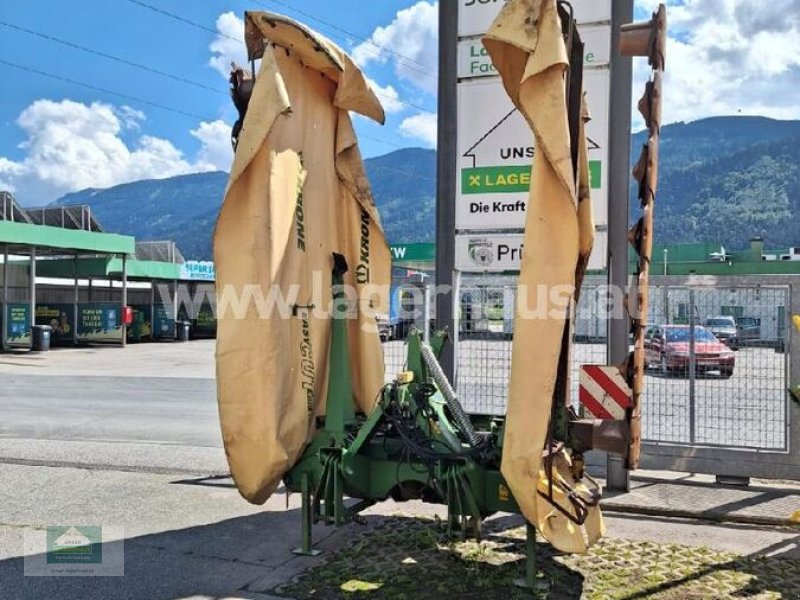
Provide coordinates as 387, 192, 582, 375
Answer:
454, 275, 607, 415
643, 285, 789, 450
381, 274, 434, 383
381, 274, 607, 415
383, 276, 791, 454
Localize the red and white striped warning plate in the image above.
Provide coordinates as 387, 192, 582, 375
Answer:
579, 365, 632, 420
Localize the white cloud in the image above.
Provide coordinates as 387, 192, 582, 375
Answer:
209, 12, 247, 79
365, 77, 405, 114
191, 120, 234, 172
0, 99, 228, 204
353, 1, 438, 95
399, 112, 437, 147
633, 0, 800, 126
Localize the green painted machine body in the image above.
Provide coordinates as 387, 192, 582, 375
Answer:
283, 256, 520, 547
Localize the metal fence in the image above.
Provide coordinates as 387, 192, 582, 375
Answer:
0, 192, 32, 224
135, 241, 185, 264
381, 278, 433, 383
23, 205, 103, 232
380, 274, 796, 478
453, 275, 607, 415
642, 285, 789, 451
383, 278, 790, 449
381, 274, 608, 415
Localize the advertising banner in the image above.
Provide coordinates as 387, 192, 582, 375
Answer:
458, 0, 610, 37
179, 261, 216, 281
4, 303, 31, 346
152, 304, 174, 340
35, 304, 74, 344
455, 0, 612, 271
127, 305, 153, 342
77, 303, 123, 343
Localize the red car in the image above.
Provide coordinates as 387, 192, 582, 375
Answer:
645, 325, 735, 378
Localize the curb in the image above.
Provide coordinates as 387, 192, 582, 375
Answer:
601, 500, 800, 528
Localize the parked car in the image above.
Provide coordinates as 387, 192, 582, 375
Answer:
704, 316, 739, 350
735, 316, 761, 345
376, 313, 391, 342
645, 324, 735, 378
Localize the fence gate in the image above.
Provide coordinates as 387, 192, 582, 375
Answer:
453, 273, 607, 416
643, 285, 789, 451
382, 274, 800, 480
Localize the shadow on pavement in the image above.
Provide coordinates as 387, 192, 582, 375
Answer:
0, 510, 585, 600
0, 508, 328, 600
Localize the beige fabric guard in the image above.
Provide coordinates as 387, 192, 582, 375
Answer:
484, 0, 604, 553
214, 12, 390, 505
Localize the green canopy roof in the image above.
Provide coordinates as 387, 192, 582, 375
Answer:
35, 256, 181, 281
0, 220, 134, 255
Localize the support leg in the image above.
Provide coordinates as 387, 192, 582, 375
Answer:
293, 473, 321, 556
514, 523, 549, 594
333, 465, 344, 525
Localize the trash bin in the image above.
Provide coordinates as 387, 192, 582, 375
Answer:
31, 325, 53, 352
176, 321, 191, 342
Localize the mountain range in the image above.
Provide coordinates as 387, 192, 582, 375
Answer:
51, 116, 800, 259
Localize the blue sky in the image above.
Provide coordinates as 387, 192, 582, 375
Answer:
1, 0, 799, 204
0, 0, 437, 203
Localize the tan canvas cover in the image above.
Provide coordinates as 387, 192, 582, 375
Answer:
214, 12, 390, 505
484, 0, 604, 553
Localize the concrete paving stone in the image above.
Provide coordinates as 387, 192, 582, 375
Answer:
603, 474, 800, 526
3, 459, 800, 598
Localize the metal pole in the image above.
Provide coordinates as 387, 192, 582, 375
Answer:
121, 254, 128, 347
73, 253, 79, 346
423, 284, 431, 344
29, 247, 36, 345
1, 244, 8, 351
150, 279, 155, 341
435, 0, 458, 382
172, 279, 179, 321
689, 288, 696, 444
606, 0, 635, 492
292, 473, 320, 556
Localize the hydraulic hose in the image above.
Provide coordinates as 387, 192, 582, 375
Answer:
420, 342, 480, 447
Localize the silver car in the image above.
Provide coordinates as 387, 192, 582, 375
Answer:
704, 316, 739, 350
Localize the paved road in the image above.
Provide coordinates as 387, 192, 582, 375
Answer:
0, 341, 223, 474
0, 341, 797, 598
1, 339, 788, 473
0, 375, 219, 447
1, 462, 799, 600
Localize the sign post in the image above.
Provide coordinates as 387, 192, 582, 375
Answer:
606, 0, 635, 492
1, 244, 7, 351
436, 1, 459, 381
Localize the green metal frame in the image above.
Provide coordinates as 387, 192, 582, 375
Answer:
283, 254, 543, 583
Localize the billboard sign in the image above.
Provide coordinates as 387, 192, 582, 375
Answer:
458, 0, 610, 37
455, 231, 608, 273
454, 0, 613, 271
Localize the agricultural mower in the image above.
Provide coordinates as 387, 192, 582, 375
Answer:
216, 0, 667, 591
